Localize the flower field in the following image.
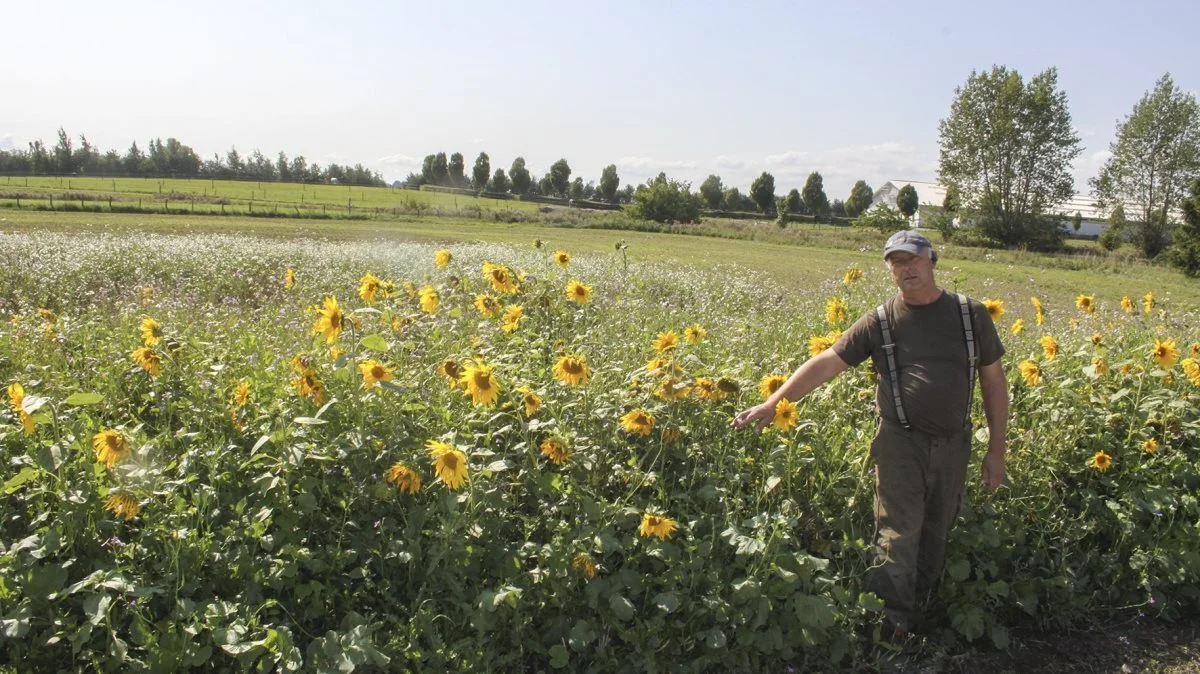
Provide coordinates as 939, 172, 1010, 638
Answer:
2, 230, 1199, 671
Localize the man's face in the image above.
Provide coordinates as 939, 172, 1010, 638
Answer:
885, 250, 935, 294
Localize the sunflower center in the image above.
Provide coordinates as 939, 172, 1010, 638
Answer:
473, 373, 492, 390
442, 453, 458, 469
564, 360, 583, 374
371, 366, 385, 378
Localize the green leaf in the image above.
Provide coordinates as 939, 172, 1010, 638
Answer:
951, 605, 986, 641
293, 417, 327, 426
990, 623, 1010, 649
568, 620, 596, 650
64, 392, 104, 406
653, 592, 680, 613
706, 629, 727, 649
608, 594, 635, 621
3, 466, 39, 495
359, 334, 389, 352
378, 380, 405, 394
548, 644, 569, 669
947, 558, 971, 582
763, 475, 781, 494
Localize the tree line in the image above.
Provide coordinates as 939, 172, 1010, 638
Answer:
404, 152, 631, 203
0, 129, 386, 186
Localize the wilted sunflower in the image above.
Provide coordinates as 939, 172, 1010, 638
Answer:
231, 381, 251, 408
982, 299, 1005, 322
1088, 450, 1113, 472
1092, 357, 1109, 376
1076, 294, 1095, 314
661, 427, 682, 443
759, 374, 787, 400
284, 267, 295, 289
437, 359, 462, 389
1120, 296, 1134, 314
1011, 319, 1025, 337
427, 440, 469, 490
435, 249, 452, 269
554, 250, 571, 267
139, 317, 163, 347
312, 296, 344, 343
638, 513, 677, 540
359, 359, 394, 388
1142, 438, 1159, 455
773, 398, 799, 431
553, 354, 591, 386
843, 267, 864, 286
501, 305, 523, 333
130, 347, 161, 377
517, 385, 542, 417
459, 359, 500, 406
1031, 296, 1045, 325
825, 297, 848, 326
386, 463, 422, 494
1018, 360, 1041, 387
7, 382, 34, 435
1143, 292, 1155, 314
655, 376, 691, 401
92, 430, 131, 468
419, 286, 439, 314
646, 357, 672, 374
1091, 333, 1103, 347
1183, 358, 1200, 387
1040, 335, 1059, 361
652, 331, 678, 353
566, 280, 591, 304
358, 273, 382, 304
540, 437, 571, 465
474, 294, 502, 318
103, 494, 141, 521
683, 324, 707, 344
572, 553, 597, 579
1152, 338, 1179, 369
692, 377, 724, 401
483, 262, 520, 294
716, 377, 740, 394
620, 409, 656, 436
291, 373, 326, 404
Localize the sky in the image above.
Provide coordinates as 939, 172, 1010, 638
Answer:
2, 0, 1198, 200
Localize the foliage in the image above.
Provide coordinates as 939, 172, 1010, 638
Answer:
750, 172, 776, 214
784, 189, 802, 215
723, 187, 752, 212
830, 199, 847, 218
1098, 204, 1125, 252
851, 203, 907, 233
700, 175, 724, 210
509, 157, 532, 196
490, 168, 509, 194
448, 153, 466, 188
846, 181, 874, 218
599, 165, 620, 203
801, 172, 830, 220
549, 159, 572, 198
1092, 73, 1200, 258
938, 66, 1083, 247
943, 184, 961, 213
1171, 179, 1200, 276
628, 174, 702, 223
472, 153, 491, 191
896, 184, 920, 220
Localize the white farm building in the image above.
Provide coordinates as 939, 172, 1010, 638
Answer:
871, 180, 1109, 237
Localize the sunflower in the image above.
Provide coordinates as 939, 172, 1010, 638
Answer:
683, 324, 707, 344
1183, 358, 1200, 387
435, 249, 452, 269
652, 331, 678, 353
501, 305, 523, 333
1092, 357, 1109, 376
1018, 360, 1041, 386
1191, 343, 1200, 357
1152, 338, 1179, 369
692, 377, 724, 401
418, 286, 439, 314
291, 373, 326, 404
554, 250, 571, 267
654, 376, 691, 401
1091, 333, 1103, 347
386, 463, 422, 494
1040, 335, 1059, 361
1143, 292, 1154, 314
982, 299, 1004, 322
759, 374, 787, 400
474, 294, 502, 318
716, 377, 740, 394
402, 281, 418, 299
620, 409, 656, 436
131, 347, 161, 377
661, 427, 682, 443
1076, 294, 1095, 314
638, 513, 677, 540
572, 553, 597, 579
540, 437, 571, 465
103, 494, 141, 521
1088, 450, 1113, 472
1142, 438, 1159, 455
357, 273, 382, 304
517, 386, 542, 417
436, 359, 462, 389
1011, 319, 1025, 337
1121, 296, 1134, 314
483, 262, 520, 294
646, 357, 672, 373
566, 280, 591, 305
808, 331, 841, 356
329, 346, 345, 361
428, 440, 469, 490
1031, 296, 1045, 325
141, 286, 153, 307
459, 359, 500, 406
825, 297, 848, 326
284, 267, 295, 289
312, 296, 344, 343
359, 359, 394, 388
231, 381, 251, 408
139, 317, 163, 347
773, 398, 799, 431
92, 430, 131, 468
843, 267, 864, 286
552, 354, 591, 386
7, 382, 34, 435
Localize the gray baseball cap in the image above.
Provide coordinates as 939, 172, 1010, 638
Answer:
883, 230, 935, 261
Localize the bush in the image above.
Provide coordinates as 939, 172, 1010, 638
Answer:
628, 177, 702, 224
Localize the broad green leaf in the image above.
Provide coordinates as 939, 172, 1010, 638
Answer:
548, 644, 569, 669
3, 466, 39, 494
608, 595, 635, 621
359, 334, 388, 352
64, 392, 104, 406
293, 417, 327, 425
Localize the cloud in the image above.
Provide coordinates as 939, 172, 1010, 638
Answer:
376, 153, 422, 168
617, 156, 698, 171
0, 135, 14, 151
714, 155, 745, 170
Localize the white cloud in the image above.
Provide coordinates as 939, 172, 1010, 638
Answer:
376, 153, 422, 168
714, 155, 745, 170
0, 135, 14, 151
617, 156, 698, 171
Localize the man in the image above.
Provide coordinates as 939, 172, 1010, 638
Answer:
732, 230, 1008, 637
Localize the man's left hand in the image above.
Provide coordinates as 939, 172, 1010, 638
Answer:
981, 450, 1005, 491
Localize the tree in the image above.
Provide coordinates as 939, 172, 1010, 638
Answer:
784, 188, 802, 214
699, 174, 724, 209
750, 172, 776, 214
570, 177, 585, 201
509, 157, 531, 195
830, 199, 847, 218
942, 183, 961, 213
124, 141, 145, 176
845, 180, 874, 217
1170, 179, 1200, 276
432, 152, 449, 186
628, 175, 702, 223
1071, 211, 1083, 233
53, 128, 74, 174
801, 172, 830, 220
853, 203, 908, 234
938, 66, 1082, 248
1092, 74, 1200, 258
448, 152, 466, 187
599, 164, 620, 202
896, 184, 919, 221
1098, 203, 1125, 251
490, 168, 508, 193
723, 187, 748, 211
549, 158, 572, 197
618, 184, 635, 204
472, 152, 490, 190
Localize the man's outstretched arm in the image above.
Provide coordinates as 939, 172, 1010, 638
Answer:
978, 360, 1008, 490
732, 349, 851, 433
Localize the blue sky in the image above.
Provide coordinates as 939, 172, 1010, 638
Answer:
2, 0, 1197, 199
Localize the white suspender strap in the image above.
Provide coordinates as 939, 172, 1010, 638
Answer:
876, 300, 911, 430
957, 293, 977, 424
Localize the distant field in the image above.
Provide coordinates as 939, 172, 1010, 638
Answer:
0, 175, 543, 217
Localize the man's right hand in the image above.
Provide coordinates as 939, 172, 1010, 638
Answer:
731, 402, 775, 433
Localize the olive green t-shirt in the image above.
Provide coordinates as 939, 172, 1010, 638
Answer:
832, 290, 1004, 436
